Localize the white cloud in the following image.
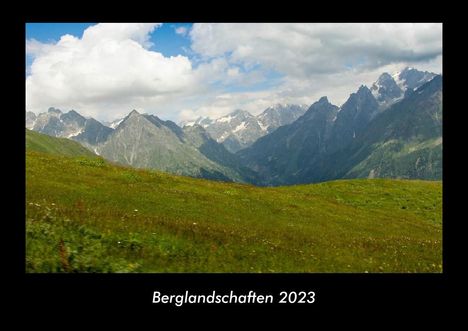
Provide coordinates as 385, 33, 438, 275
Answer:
190, 23, 442, 78
82, 23, 162, 49
178, 109, 195, 120
26, 38, 55, 57
227, 67, 240, 77
26, 23, 198, 121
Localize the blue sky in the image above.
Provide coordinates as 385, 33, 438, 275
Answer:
26, 22, 193, 55
25, 23, 442, 122
26, 23, 194, 69
26, 23, 95, 41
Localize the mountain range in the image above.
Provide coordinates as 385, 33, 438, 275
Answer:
180, 104, 308, 153
25, 67, 442, 186
238, 71, 441, 185
26, 107, 113, 150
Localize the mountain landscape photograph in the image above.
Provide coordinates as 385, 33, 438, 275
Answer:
25, 23, 443, 273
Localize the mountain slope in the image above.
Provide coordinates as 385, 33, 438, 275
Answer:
26, 129, 97, 158
327, 85, 380, 154
256, 104, 308, 133
97, 110, 249, 182
203, 109, 265, 153
321, 75, 442, 181
26, 149, 442, 272
238, 97, 339, 185
183, 125, 260, 184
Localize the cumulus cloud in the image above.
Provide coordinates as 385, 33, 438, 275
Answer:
26, 23, 199, 120
190, 23, 442, 77
26, 38, 55, 57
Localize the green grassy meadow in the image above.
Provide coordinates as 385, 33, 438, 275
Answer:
25, 130, 442, 273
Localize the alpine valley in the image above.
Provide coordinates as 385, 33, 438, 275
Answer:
26, 67, 442, 186
25, 66, 443, 273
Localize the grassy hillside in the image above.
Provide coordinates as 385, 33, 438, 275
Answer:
26, 129, 97, 158
26, 147, 442, 273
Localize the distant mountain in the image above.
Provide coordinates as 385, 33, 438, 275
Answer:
179, 116, 213, 128
97, 110, 252, 183
371, 67, 436, 109
181, 104, 307, 153
256, 104, 308, 133
204, 109, 264, 153
26, 107, 113, 148
394, 67, 437, 92
321, 75, 442, 181
26, 111, 37, 129
238, 97, 339, 185
239, 73, 442, 185
371, 73, 403, 108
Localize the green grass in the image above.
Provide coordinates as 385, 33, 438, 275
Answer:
26, 148, 442, 273
26, 129, 97, 158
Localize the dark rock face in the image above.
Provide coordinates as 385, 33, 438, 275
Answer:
238, 97, 339, 185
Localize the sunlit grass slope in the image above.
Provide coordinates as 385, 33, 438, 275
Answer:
26, 132, 442, 273
26, 129, 97, 158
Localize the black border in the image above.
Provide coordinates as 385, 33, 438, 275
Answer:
8, 7, 457, 317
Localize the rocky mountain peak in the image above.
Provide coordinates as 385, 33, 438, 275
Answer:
128, 109, 140, 117
376, 72, 393, 82
394, 67, 437, 91
353, 86, 377, 104
371, 72, 403, 105
317, 96, 329, 104
230, 109, 253, 119
48, 107, 62, 115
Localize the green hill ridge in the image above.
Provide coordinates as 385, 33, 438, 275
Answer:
26, 129, 97, 158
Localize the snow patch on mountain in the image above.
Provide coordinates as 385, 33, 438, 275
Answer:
233, 121, 247, 133
258, 121, 269, 132
67, 127, 84, 138
216, 115, 234, 123
108, 118, 124, 129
